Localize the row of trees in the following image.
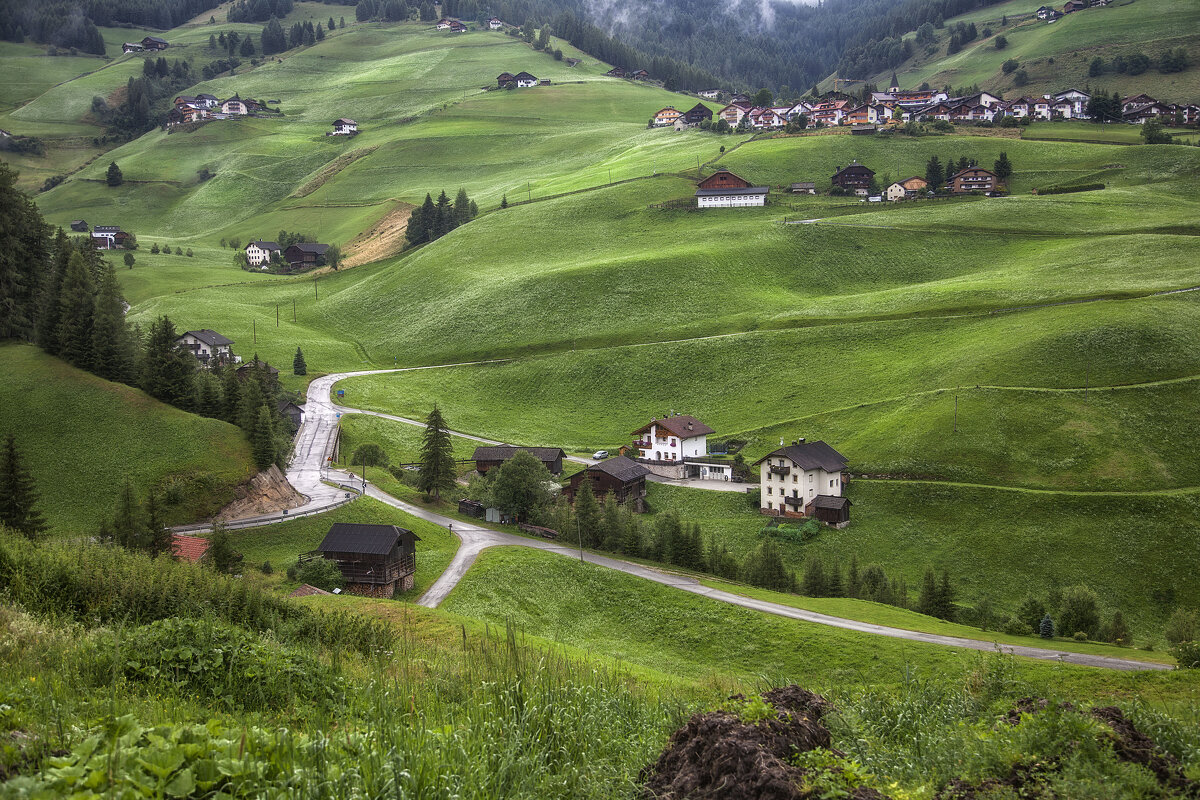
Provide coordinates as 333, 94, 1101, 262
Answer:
1089, 48, 1190, 78
0, 0, 222, 53
227, 0, 294, 23
924, 151, 1012, 189
93, 60, 196, 139
405, 188, 479, 247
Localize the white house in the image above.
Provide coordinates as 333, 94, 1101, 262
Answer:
696, 186, 768, 207
514, 71, 538, 88
1054, 88, 1091, 117
176, 329, 236, 367
754, 439, 850, 524
487, 16, 503, 29
330, 117, 357, 135
245, 240, 281, 267
698, 89, 721, 99
90, 225, 129, 249
631, 415, 714, 461
220, 96, 248, 115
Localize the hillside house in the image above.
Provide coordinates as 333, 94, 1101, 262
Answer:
605, 67, 627, 77
845, 104, 879, 125
514, 71, 538, 87
885, 175, 928, 201
653, 106, 683, 126
487, 16, 503, 28
497, 72, 516, 87
90, 226, 129, 249
632, 414, 714, 462
755, 440, 850, 525
473, 446, 565, 475
695, 169, 768, 208
70, 220, 89, 232
832, 161, 874, 192
1036, 5, 1055, 17
730, 93, 750, 103
141, 36, 169, 50
789, 182, 816, 194
698, 89, 721, 99
277, 399, 304, 432
1124, 102, 1170, 123
1062, 0, 1087, 11
718, 102, 750, 126
176, 329, 235, 367
947, 166, 999, 194
563, 456, 649, 510
436, 18, 467, 31
121, 41, 145, 53
683, 102, 714, 125
786, 101, 813, 120
748, 106, 786, 129
330, 118, 357, 135
236, 359, 279, 382
1054, 88, 1090, 117
1122, 93, 1157, 111
245, 240, 281, 267
285, 242, 330, 269
630, 69, 649, 80
306, 523, 420, 596
195, 93, 219, 108
810, 99, 850, 125
220, 96, 249, 115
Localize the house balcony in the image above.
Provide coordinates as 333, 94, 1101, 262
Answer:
633, 440, 651, 449
769, 465, 791, 476
783, 495, 805, 507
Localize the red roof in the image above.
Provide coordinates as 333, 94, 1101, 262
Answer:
172, 534, 210, 563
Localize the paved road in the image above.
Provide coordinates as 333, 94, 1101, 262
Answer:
185, 367, 1170, 672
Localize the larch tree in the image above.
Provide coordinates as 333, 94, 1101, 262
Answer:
417, 404, 456, 500
0, 434, 47, 539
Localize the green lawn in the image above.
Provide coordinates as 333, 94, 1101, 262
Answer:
0, 343, 255, 534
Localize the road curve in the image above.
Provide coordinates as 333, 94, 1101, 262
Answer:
214, 366, 1173, 672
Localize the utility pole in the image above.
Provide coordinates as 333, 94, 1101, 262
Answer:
276, 303, 279, 327
252, 319, 256, 344
953, 388, 959, 433
314, 278, 318, 301
576, 512, 584, 563
293, 298, 297, 322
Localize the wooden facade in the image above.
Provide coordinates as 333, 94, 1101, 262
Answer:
697, 170, 752, 191
563, 456, 650, 510
473, 445, 565, 475
306, 523, 420, 597
832, 161, 875, 191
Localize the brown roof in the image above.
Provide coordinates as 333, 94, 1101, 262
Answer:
289, 584, 333, 597
754, 441, 848, 471
472, 445, 565, 463
589, 456, 650, 483
810, 495, 851, 510
318, 523, 420, 555
631, 415, 715, 438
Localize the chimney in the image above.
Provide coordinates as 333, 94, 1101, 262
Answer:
797, 437, 805, 444
687, 422, 693, 431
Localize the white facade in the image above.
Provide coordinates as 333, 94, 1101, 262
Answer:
697, 191, 766, 208
516, 77, 537, 87
221, 99, 247, 115
176, 331, 234, 366
488, 17, 503, 28
758, 458, 844, 515
245, 241, 280, 267
331, 119, 357, 135
698, 89, 720, 99
634, 423, 707, 461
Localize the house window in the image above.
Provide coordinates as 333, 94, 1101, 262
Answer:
793, 475, 798, 483
809, 474, 814, 482
767, 487, 772, 495
830, 479, 834, 488
767, 502, 773, 510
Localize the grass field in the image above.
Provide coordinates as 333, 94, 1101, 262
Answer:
0, 343, 255, 534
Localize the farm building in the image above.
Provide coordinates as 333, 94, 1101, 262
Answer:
141, 36, 169, 50
653, 107, 683, 126
285, 242, 330, 269
563, 457, 650, 510
436, 18, 467, 31
277, 399, 304, 432
698, 89, 721, 99
683, 103, 713, 125
176, 329, 235, 367
245, 240, 281, 266
90, 226, 129, 249
70, 220, 89, 232
885, 176, 928, 201
305, 523, 421, 597
330, 118, 357, 135
946, 167, 999, 194
514, 71, 538, 88
695, 169, 768, 208
472, 446, 565, 475
171, 534, 210, 563
497, 72, 516, 87
755, 440, 850, 526
789, 183, 816, 194
831, 161, 874, 192
235, 359, 279, 383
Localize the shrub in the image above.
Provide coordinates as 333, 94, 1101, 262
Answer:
1057, 584, 1101, 640
261, 560, 273, 574
1170, 641, 1200, 669
1000, 616, 1032, 637
295, 557, 344, 591
1001, 58, 1019, 74
1072, 631, 1088, 641
1039, 614, 1055, 639
1165, 608, 1199, 644
1012, 69, 1029, 87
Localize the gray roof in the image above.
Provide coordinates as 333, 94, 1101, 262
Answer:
318, 523, 419, 555
632, 415, 714, 439
589, 456, 650, 482
287, 242, 330, 254
249, 240, 280, 250
514, 71, 537, 80
473, 446, 565, 462
180, 329, 233, 347
790, 182, 815, 189
695, 187, 769, 196
755, 440, 847, 471
811, 495, 851, 510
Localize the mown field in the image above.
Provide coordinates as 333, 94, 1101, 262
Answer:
0, 343, 255, 533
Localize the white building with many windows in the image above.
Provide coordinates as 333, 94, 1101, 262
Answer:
755, 439, 851, 525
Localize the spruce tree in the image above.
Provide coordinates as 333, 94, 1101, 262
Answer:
106, 161, 123, 186
111, 482, 142, 549
417, 404, 456, 499
936, 569, 956, 621
141, 316, 193, 409
620, 513, 642, 556
34, 231, 70, 353
206, 523, 241, 573
221, 368, 242, 423
293, 346, 307, 375
925, 155, 943, 189
194, 372, 222, 418
601, 494, 622, 551
993, 151, 1012, 181
1039, 613, 1055, 639
574, 478, 602, 547
847, 553, 861, 597
826, 560, 844, 597
56, 252, 95, 369
802, 557, 828, 596
918, 567, 938, 616
239, 377, 266, 433
252, 404, 277, 470
144, 491, 172, 557
500, 194, 508, 209
454, 187, 472, 225
90, 261, 134, 382
0, 434, 47, 539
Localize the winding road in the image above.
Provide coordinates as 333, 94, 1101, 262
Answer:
233, 367, 1170, 673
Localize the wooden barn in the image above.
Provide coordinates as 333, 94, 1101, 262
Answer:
806, 495, 851, 527
305, 523, 420, 597
472, 445, 565, 475
563, 456, 650, 510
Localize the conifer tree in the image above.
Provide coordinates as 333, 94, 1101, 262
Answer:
454, 187, 472, 225
90, 261, 134, 382
1039, 613, 1055, 639
936, 569, 956, 621
252, 404, 277, 470
925, 155, 943, 189
56, 252, 95, 369
500, 194, 508, 209
826, 560, 844, 597
601, 494, 622, 550
417, 404, 456, 499
743, 540, 792, 592
620, 512, 642, 556
0, 434, 47, 539
847, 553, 861, 597
918, 567, 938, 616
802, 557, 828, 596
106, 161, 123, 186
220, 367, 242, 423
33, 231, 69, 353
144, 491, 172, 557
993, 151, 1012, 182
206, 522, 241, 573
238, 376, 266, 433
194, 372, 223, 418
573, 477, 602, 547
140, 315, 193, 409
111, 482, 142, 549
293, 346, 307, 375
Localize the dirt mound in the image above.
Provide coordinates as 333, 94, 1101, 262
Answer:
1091, 706, 1198, 794
641, 686, 887, 800
1000, 696, 1075, 726
216, 465, 305, 521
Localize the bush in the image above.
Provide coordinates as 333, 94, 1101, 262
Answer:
1001, 58, 1019, 75
1165, 608, 1199, 644
1012, 69, 1029, 87
1057, 585, 1101, 639
295, 557, 344, 590
261, 560, 273, 574
1170, 640, 1200, 669
1001, 616, 1032, 637
1072, 631, 1088, 641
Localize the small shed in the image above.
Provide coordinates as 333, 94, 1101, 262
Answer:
277, 399, 304, 432
806, 495, 851, 527
70, 220, 89, 232
789, 182, 815, 194
458, 498, 486, 518
308, 522, 421, 597
563, 456, 650, 511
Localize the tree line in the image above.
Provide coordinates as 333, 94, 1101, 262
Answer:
0, 0, 222, 54
92, 58, 196, 139
405, 188, 479, 247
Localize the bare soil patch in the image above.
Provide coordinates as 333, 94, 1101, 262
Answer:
291, 146, 378, 199
341, 202, 414, 268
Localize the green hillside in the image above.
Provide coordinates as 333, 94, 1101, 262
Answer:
0, 343, 255, 534
864, 0, 1200, 102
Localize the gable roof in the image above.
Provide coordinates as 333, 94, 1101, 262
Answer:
754, 440, 848, 471
237, 359, 279, 374
685, 102, 712, 116
632, 415, 715, 438
810, 495, 851, 510
898, 175, 927, 189
248, 240, 280, 251
588, 456, 650, 482
333, 118, 356, 125
318, 523, 420, 555
695, 187, 768, 197
514, 71, 537, 80
180, 329, 233, 347
832, 160, 874, 177
143, 36, 168, 45
497, 72, 515, 80
93, 225, 122, 233
286, 242, 330, 254
947, 167, 997, 181
472, 445, 566, 462
171, 534, 210, 563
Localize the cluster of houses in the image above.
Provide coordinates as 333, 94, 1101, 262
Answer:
496, 71, 543, 88
121, 35, 169, 54
245, 240, 332, 272
669, 86, 1197, 132
168, 93, 271, 125
436, 17, 469, 32
605, 66, 650, 80
71, 221, 133, 249
652, 103, 714, 130
1036, 0, 1109, 22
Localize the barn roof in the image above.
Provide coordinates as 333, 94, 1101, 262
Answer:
810, 495, 851, 510
695, 187, 769, 197
588, 456, 650, 482
249, 240, 281, 250
181, 329, 233, 347
755, 440, 848, 471
333, 118, 356, 125
287, 242, 330, 254
514, 71, 537, 80
472, 445, 565, 462
318, 523, 420, 555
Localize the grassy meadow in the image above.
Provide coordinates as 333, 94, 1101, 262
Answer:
0, 343, 255, 534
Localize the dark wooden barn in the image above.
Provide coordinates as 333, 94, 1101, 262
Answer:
472, 445, 565, 475
831, 161, 875, 191
563, 456, 650, 511
697, 169, 753, 191
806, 495, 851, 527
305, 523, 420, 597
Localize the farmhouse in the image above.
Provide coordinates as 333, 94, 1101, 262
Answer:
514, 71, 538, 87
487, 16, 503, 28
473, 446, 565, 475
330, 118, 357, 135
683, 102, 714, 125
631, 415, 714, 462
220, 95, 249, 115
285, 242, 331, 269
70, 220, 89, 232
653, 107, 683, 126
885, 175, 928, 201
497, 72, 516, 87
90, 225, 129, 249
695, 169, 768, 208
1036, 5, 1055, 17
1062, 0, 1087, 12
141, 36, 169, 50
947, 166, 999, 194
630, 69, 649, 80
605, 66, 627, 77
436, 18, 467, 31
121, 42, 145, 53
831, 161, 874, 192
176, 329, 235, 367
789, 182, 816, 194
245, 240, 281, 267
718, 102, 750, 126
195, 93, 219, 108
563, 457, 650, 510
305, 523, 420, 597
698, 89, 721, 99
755, 439, 850, 525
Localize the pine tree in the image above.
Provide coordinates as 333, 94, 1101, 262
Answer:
106, 161, 123, 186
221, 368, 242, 423
601, 494, 622, 551
936, 569, 956, 621
194, 372, 222, 418
826, 560, 844, 597
500, 194, 508, 209
574, 478, 602, 547
141, 316, 193, 409
454, 187, 472, 226
925, 155, 943, 189
918, 567, 938, 616
847, 553, 861, 597
620, 513, 642, 556
293, 346, 307, 375
0, 434, 47, 539
417, 404, 456, 499
90, 261, 134, 383
802, 557, 828, 596
56, 252, 95, 369
111, 482, 142, 549
252, 404, 277, 470
144, 491, 172, 557
1039, 613, 1055, 639
993, 151, 1012, 182
239, 377, 266, 433
34, 231, 70, 354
